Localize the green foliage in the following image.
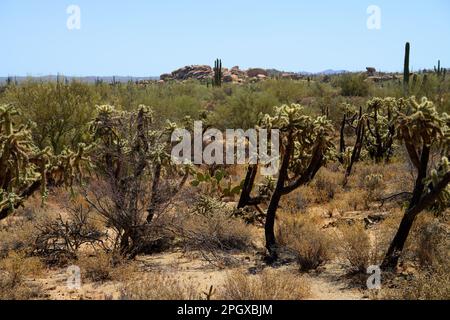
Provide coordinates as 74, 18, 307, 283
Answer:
3, 81, 99, 154
258, 103, 335, 256
0, 104, 90, 220
365, 97, 407, 162
208, 86, 279, 129
191, 169, 242, 199
335, 73, 369, 97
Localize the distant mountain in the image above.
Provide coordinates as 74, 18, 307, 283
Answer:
0, 75, 159, 84
318, 69, 349, 75
298, 69, 349, 75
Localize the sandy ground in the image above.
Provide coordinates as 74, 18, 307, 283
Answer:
28, 250, 365, 300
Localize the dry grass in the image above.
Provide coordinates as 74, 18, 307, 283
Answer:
406, 216, 449, 268
381, 265, 450, 300
339, 224, 375, 273
77, 251, 136, 283
310, 168, 343, 203
120, 273, 199, 300
0, 220, 39, 258
0, 250, 44, 300
277, 215, 334, 271
219, 269, 310, 300
180, 197, 255, 253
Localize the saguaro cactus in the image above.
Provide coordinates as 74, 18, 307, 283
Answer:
403, 42, 410, 96
213, 59, 222, 87
258, 104, 335, 260
381, 97, 450, 270
434, 60, 441, 75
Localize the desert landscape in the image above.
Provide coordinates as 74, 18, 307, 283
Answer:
0, 1, 449, 302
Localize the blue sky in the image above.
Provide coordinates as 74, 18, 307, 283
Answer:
0, 0, 449, 76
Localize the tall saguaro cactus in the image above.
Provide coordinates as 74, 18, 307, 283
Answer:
434, 60, 441, 74
213, 59, 222, 87
403, 42, 410, 96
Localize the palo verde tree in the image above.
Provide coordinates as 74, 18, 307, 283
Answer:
381, 97, 450, 269
87, 105, 190, 257
258, 104, 335, 260
0, 104, 90, 220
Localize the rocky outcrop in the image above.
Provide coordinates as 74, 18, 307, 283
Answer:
246, 68, 268, 78
160, 65, 294, 83
163, 65, 213, 81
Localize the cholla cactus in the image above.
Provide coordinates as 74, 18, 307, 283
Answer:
258, 104, 335, 259
339, 105, 366, 185
382, 97, 450, 269
365, 97, 406, 162
89, 105, 190, 256
0, 104, 90, 220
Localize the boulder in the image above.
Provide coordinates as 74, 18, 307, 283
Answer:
247, 68, 268, 78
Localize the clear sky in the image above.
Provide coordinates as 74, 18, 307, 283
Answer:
0, 0, 449, 76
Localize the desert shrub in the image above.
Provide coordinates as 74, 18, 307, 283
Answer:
86, 105, 189, 257
328, 188, 366, 212
382, 265, 450, 300
0, 251, 44, 300
33, 201, 105, 266
277, 215, 334, 271
310, 168, 343, 203
335, 73, 369, 97
0, 219, 39, 258
181, 196, 254, 253
407, 216, 449, 268
357, 173, 385, 208
208, 87, 278, 129
120, 273, 198, 300
0, 273, 43, 300
219, 270, 310, 300
0, 251, 43, 285
3, 81, 98, 153
339, 224, 375, 273
78, 251, 134, 283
